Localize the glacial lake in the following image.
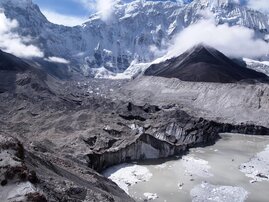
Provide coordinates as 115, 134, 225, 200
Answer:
103, 133, 269, 202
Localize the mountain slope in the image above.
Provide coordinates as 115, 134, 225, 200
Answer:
0, 49, 32, 72
0, 0, 268, 76
144, 45, 268, 83
0, 49, 50, 93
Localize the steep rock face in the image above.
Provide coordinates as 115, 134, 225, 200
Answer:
0, 135, 46, 202
144, 45, 268, 83
0, 0, 268, 75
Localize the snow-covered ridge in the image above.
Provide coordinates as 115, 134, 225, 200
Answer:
0, 0, 268, 76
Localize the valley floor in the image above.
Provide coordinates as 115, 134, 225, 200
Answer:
1, 74, 269, 201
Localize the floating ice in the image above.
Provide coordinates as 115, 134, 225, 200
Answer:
240, 145, 269, 182
182, 156, 213, 178
143, 192, 158, 200
191, 182, 248, 202
103, 163, 152, 194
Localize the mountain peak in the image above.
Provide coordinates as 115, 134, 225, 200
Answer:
189, 44, 213, 53
144, 45, 268, 83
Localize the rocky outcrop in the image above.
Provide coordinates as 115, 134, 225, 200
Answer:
0, 134, 135, 202
0, 135, 46, 202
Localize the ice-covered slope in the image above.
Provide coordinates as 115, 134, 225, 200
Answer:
0, 0, 268, 76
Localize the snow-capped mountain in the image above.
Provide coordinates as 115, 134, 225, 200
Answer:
0, 0, 268, 77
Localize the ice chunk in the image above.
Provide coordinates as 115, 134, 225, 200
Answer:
240, 145, 269, 182
191, 182, 248, 202
182, 156, 213, 177
103, 163, 152, 194
143, 192, 158, 200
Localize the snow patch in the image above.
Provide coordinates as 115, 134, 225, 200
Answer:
0, 150, 21, 168
109, 62, 152, 80
191, 182, 248, 202
244, 58, 269, 66
103, 163, 152, 194
0, 182, 36, 202
243, 58, 269, 76
90, 67, 116, 78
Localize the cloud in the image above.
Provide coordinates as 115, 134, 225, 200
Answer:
45, 56, 70, 64
0, 12, 43, 58
41, 9, 86, 26
77, 0, 116, 22
165, 18, 269, 59
247, 0, 269, 12
96, 0, 116, 21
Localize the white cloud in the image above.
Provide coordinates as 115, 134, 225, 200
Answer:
77, 0, 117, 22
247, 0, 269, 12
0, 12, 43, 58
45, 56, 70, 64
41, 9, 86, 27
165, 18, 269, 59
96, 0, 116, 21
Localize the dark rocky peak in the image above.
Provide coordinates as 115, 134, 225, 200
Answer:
0, 50, 49, 93
144, 44, 268, 83
0, 49, 32, 72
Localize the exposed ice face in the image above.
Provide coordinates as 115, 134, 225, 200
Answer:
191, 182, 248, 202
102, 163, 152, 194
240, 145, 269, 182
182, 156, 213, 177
